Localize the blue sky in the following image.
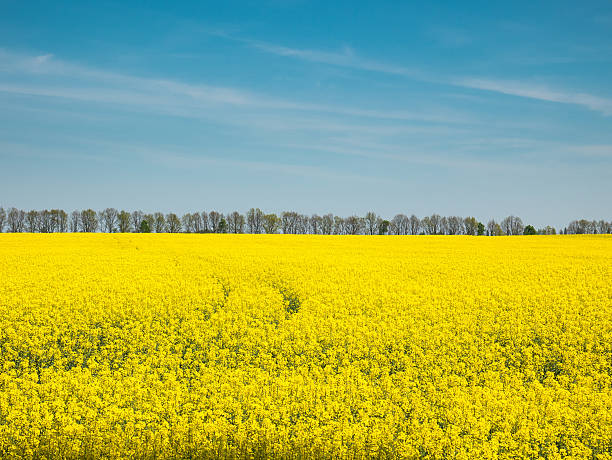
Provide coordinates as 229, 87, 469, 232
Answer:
1, 0, 611, 228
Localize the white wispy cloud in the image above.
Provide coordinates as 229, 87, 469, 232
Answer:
221, 36, 612, 116
455, 78, 612, 115
7, 45, 610, 123
0, 49, 280, 107
0, 49, 466, 124
249, 41, 423, 78
2, 48, 611, 177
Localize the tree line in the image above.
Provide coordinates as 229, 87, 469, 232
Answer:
0, 207, 609, 235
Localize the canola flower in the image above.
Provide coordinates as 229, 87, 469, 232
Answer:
0, 233, 611, 459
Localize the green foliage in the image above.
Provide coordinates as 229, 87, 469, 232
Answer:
218, 218, 228, 233
118, 211, 131, 233
464, 217, 478, 235
379, 220, 390, 235
262, 214, 280, 234
523, 225, 537, 236
477, 222, 485, 236
140, 220, 151, 233
538, 226, 557, 235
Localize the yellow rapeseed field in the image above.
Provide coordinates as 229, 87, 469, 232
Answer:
0, 234, 611, 459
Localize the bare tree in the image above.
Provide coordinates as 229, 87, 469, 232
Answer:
447, 216, 464, 235
117, 211, 132, 233
70, 210, 80, 232
440, 216, 449, 235
131, 211, 144, 233
487, 219, 497, 236
408, 215, 420, 235
18, 209, 27, 232
7, 208, 25, 232
587, 220, 598, 234
200, 212, 209, 232
321, 214, 334, 235
48, 210, 58, 232
38, 210, 54, 233
262, 213, 280, 234
500, 216, 514, 235
375, 216, 384, 235
501, 215, 524, 236
567, 219, 598, 235
280, 212, 291, 234
7, 205, 612, 237
56, 209, 68, 232
567, 220, 581, 234
430, 214, 442, 235
48, 209, 59, 232
26, 210, 39, 232
390, 214, 409, 235
486, 219, 503, 236
227, 211, 245, 234
100, 208, 118, 233
166, 213, 181, 233
296, 214, 310, 234
566, 220, 584, 235
209, 211, 222, 233
388, 215, 400, 235
333, 216, 345, 235
191, 212, 202, 233
247, 208, 264, 234
49, 209, 65, 232
0, 207, 6, 232
80, 209, 98, 232
153, 212, 166, 233
421, 214, 441, 235
281, 211, 300, 234
310, 214, 323, 235
344, 215, 364, 235
182, 212, 201, 233
463, 217, 478, 236
364, 211, 379, 235
182, 213, 194, 233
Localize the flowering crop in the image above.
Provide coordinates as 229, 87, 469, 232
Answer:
0, 234, 611, 459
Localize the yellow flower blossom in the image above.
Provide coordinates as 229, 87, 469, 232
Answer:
0, 234, 610, 458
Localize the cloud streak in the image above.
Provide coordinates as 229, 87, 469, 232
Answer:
0, 49, 463, 124
228, 37, 612, 116
250, 41, 424, 78
455, 78, 612, 115
6, 44, 610, 123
